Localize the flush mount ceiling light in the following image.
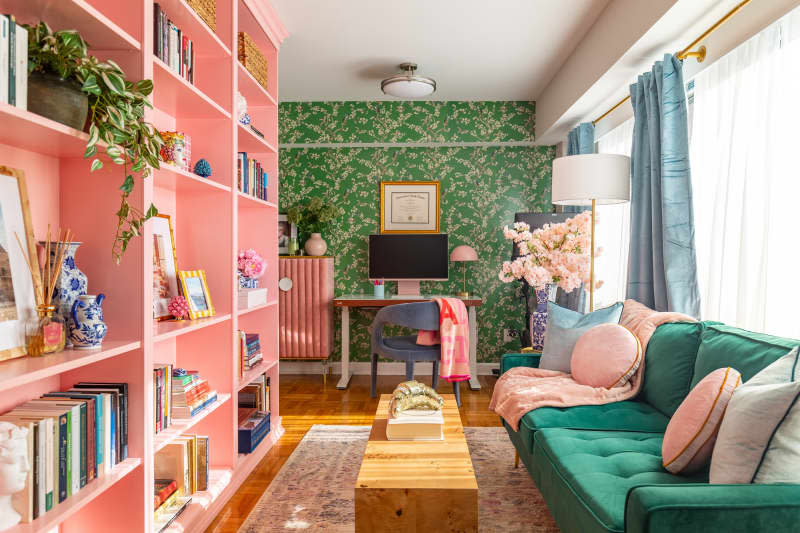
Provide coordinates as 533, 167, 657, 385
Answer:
380, 62, 436, 98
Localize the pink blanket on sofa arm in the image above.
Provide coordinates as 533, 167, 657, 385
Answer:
490, 300, 696, 431
416, 298, 471, 383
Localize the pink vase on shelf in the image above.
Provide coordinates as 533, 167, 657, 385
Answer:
304, 233, 327, 256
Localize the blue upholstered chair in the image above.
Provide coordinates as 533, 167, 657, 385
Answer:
370, 301, 461, 406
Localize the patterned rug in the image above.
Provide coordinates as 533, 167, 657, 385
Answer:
238, 425, 559, 532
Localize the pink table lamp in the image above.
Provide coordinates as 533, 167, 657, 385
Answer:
450, 245, 478, 298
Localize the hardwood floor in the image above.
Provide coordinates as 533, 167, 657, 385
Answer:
204, 373, 500, 532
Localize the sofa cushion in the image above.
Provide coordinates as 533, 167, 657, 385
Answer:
641, 321, 708, 417
511, 400, 670, 456
692, 325, 799, 388
535, 428, 706, 533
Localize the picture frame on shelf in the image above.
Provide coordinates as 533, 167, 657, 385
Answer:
278, 214, 296, 255
379, 181, 441, 233
178, 270, 215, 319
0, 166, 39, 362
153, 214, 180, 321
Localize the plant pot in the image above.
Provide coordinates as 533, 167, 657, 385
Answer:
27, 72, 89, 131
304, 233, 327, 256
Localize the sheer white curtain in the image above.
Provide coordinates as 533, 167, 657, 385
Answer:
594, 118, 634, 308
690, 7, 800, 338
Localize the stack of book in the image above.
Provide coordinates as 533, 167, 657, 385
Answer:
153, 434, 207, 532
239, 374, 269, 412
171, 369, 218, 419
237, 410, 270, 454
0, 382, 129, 523
1, 15, 28, 109
236, 152, 269, 201
237, 331, 262, 378
153, 3, 195, 83
153, 364, 173, 434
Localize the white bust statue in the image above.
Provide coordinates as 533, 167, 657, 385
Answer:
0, 421, 29, 531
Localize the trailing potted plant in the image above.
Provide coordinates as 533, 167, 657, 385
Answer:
287, 197, 342, 256
25, 22, 164, 263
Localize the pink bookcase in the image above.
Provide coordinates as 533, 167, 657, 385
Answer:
0, 0, 287, 531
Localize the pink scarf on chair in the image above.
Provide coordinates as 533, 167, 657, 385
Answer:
416, 298, 471, 383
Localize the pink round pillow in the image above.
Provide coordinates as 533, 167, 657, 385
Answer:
662, 367, 741, 474
571, 323, 642, 388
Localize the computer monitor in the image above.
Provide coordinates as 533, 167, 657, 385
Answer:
368, 234, 448, 295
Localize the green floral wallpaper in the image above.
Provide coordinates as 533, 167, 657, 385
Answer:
279, 101, 554, 363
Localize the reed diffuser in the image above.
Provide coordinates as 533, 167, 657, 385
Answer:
16, 226, 73, 355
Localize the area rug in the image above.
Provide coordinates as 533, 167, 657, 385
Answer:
238, 425, 559, 532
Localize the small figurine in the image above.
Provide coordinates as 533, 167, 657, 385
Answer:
168, 295, 190, 320
0, 421, 29, 530
193, 158, 212, 178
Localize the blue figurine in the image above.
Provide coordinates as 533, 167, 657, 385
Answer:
194, 158, 212, 177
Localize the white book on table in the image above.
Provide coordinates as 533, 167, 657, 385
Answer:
386, 409, 444, 441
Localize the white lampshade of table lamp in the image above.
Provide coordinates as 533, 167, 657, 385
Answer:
551, 153, 631, 311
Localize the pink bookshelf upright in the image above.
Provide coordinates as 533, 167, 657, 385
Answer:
0, 0, 287, 531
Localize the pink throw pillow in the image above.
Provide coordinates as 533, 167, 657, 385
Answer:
571, 324, 642, 389
662, 367, 742, 474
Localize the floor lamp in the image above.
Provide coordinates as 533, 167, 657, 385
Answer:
551, 153, 631, 312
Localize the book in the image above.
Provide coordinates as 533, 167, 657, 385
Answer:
385, 410, 444, 441
19, 403, 73, 498
5, 14, 14, 106
73, 382, 128, 461
238, 411, 270, 453
195, 436, 208, 491
154, 478, 177, 509
44, 393, 98, 482
13, 21, 25, 109
0, 16, 8, 104
153, 496, 191, 533
155, 441, 189, 496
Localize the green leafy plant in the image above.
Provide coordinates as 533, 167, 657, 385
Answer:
287, 197, 343, 240
25, 22, 164, 263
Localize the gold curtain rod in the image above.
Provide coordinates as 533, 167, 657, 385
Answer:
592, 0, 752, 125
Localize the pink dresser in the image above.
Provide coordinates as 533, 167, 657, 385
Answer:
279, 256, 334, 360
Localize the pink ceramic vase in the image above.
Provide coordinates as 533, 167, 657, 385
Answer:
304, 233, 327, 256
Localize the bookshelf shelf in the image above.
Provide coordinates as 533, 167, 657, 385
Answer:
9, 0, 141, 51
155, 164, 232, 194
237, 191, 278, 209
6, 458, 141, 533
237, 62, 277, 107
153, 393, 232, 453
238, 123, 277, 153
153, 314, 232, 343
155, 0, 232, 58
0, 340, 142, 393
161, 468, 232, 533
237, 359, 278, 391
153, 57, 232, 120
0, 102, 92, 157
237, 298, 278, 316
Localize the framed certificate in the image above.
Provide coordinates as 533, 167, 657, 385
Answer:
380, 181, 440, 233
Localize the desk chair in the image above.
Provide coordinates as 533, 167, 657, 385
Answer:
370, 301, 461, 406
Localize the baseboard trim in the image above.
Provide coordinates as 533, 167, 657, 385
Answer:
279, 360, 499, 376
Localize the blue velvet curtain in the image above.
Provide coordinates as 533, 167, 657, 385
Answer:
556, 122, 595, 313
626, 54, 701, 316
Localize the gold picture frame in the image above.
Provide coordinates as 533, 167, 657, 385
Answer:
0, 165, 40, 361
178, 270, 215, 319
153, 214, 180, 321
379, 181, 440, 233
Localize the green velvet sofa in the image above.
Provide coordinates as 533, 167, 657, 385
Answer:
500, 321, 800, 533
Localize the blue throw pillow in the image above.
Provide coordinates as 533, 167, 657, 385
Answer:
539, 301, 624, 373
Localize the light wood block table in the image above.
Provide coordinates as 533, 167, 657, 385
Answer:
355, 394, 478, 532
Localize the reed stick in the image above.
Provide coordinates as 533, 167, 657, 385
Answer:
14, 232, 43, 304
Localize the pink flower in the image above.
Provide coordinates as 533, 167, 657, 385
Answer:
237, 249, 267, 279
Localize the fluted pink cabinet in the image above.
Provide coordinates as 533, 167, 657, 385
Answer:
279, 257, 334, 361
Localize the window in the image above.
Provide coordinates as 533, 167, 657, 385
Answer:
690, 6, 800, 338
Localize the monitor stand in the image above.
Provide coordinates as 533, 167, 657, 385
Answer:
395, 280, 421, 297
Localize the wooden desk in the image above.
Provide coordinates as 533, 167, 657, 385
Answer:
354, 394, 478, 533
333, 294, 484, 390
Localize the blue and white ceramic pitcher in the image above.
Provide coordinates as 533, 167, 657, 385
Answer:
69, 294, 108, 350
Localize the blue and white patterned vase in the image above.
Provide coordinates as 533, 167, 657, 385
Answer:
239, 275, 259, 289
69, 294, 107, 350
42, 241, 87, 346
530, 283, 558, 351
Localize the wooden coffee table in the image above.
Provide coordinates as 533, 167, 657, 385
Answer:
355, 394, 478, 532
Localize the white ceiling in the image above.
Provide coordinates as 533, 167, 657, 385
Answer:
272, 0, 611, 102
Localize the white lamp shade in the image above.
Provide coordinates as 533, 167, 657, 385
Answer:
551, 153, 631, 206
381, 78, 436, 98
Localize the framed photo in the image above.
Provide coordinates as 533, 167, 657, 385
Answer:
278, 214, 297, 255
152, 214, 179, 321
380, 181, 440, 233
0, 166, 39, 362
178, 270, 215, 319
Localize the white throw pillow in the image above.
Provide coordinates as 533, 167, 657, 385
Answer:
710, 346, 800, 484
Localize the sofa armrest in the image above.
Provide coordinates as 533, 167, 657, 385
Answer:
500, 353, 541, 375
625, 483, 800, 533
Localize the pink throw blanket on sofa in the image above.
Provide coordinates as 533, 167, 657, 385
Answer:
416, 298, 471, 383
490, 300, 696, 431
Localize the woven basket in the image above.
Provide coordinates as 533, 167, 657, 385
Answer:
238, 32, 268, 90
187, 0, 216, 32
